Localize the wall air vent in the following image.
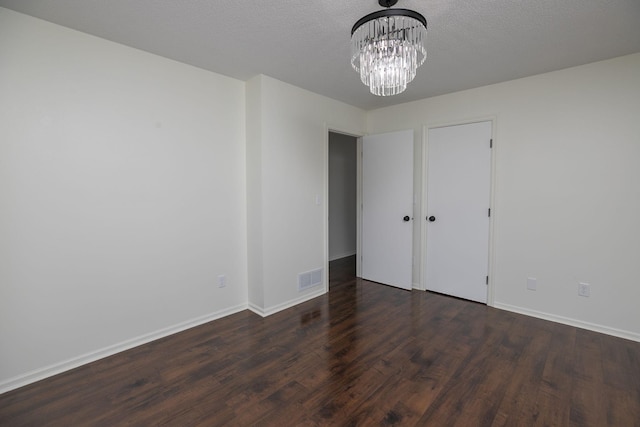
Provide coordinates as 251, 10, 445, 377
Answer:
298, 268, 323, 291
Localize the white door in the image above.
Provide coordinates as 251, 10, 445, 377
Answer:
361, 130, 414, 290
425, 121, 492, 303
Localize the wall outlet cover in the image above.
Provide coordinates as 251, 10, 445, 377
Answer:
578, 282, 590, 297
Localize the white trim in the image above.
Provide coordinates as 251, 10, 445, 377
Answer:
486, 116, 498, 306
249, 288, 326, 317
494, 302, 640, 342
424, 115, 498, 131
323, 125, 330, 296
0, 303, 248, 394
356, 136, 363, 278
247, 302, 267, 317
416, 126, 428, 291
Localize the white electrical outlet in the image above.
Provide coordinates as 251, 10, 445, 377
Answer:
578, 282, 590, 297
527, 277, 537, 291
218, 274, 227, 288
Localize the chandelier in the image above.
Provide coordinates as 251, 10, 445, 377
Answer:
351, 0, 427, 96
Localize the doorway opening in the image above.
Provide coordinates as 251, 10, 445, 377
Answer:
328, 131, 358, 288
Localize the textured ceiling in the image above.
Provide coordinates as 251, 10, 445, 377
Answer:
1, 0, 639, 110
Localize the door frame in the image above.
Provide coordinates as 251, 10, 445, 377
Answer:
420, 117, 497, 306
323, 124, 364, 292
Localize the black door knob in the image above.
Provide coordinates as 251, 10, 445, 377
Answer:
403, 216, 411, 222
428, 216, 436, 222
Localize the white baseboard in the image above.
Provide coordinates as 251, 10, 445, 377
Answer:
329, 251, 356, 262
249, 288, 326, 317
0, 303, 248, 395
493, 302, 640, 342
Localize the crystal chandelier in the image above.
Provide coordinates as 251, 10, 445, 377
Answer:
351, 0, 427, 96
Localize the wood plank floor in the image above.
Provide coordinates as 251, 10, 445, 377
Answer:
1, 255, 639, 426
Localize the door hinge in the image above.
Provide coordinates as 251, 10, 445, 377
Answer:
488, 208, 491, 217
490, 138, 493, 148
486, 276, 489, 285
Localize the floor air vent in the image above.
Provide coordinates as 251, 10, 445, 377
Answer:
298, 268, 323, 291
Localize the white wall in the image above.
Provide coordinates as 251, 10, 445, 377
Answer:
367, 53, 640, 340
246, 76, 365, 314
328, 132, 357, 261
0, 8, 248, 390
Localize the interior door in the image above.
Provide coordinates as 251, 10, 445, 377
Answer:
425, 121, 492, 303
361, 129, 414, 290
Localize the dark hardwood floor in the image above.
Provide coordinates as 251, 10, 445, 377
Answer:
1, 255, 639, 426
